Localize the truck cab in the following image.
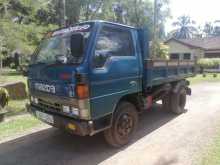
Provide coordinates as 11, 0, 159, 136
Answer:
27, 20, 195, 147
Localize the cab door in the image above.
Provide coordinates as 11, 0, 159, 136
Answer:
89, 25, 141, 119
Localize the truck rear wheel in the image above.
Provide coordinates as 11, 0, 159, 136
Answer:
162, 93, 171, 112
170, 87, 187, 114
104, 102, 138, 148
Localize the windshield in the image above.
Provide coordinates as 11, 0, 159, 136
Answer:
33, 24, 92, 64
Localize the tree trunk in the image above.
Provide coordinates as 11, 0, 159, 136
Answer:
0, 56, 2, 69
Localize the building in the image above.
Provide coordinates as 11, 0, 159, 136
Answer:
165, 37, 220, 60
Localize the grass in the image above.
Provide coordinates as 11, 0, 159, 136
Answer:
0, 115, 42, 140
0, 68, 26, 84
6, 99, 28, 116
0, 68, 28, 116
188, 73, 220, 85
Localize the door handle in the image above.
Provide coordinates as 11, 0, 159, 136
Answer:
130, 81, 137, 87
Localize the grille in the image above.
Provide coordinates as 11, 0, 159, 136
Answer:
37, 98, 62, 111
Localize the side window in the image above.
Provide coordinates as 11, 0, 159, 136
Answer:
170, 53, 180, 60
183, 53, 191, 60
93, 26, 134, 68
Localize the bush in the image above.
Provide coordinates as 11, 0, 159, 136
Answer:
151, 42, 170, 60
10, 63, 16, 69
197, 58, 220, 69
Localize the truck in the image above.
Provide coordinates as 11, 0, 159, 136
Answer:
26, 20, 196, 147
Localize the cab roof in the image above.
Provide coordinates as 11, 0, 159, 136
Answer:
49, 20, 138, 37
81, 20, 137, 30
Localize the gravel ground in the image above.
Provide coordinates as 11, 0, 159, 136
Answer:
0, 82, 220, 165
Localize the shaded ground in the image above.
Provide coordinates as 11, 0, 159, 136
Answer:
0, 82, 220, 165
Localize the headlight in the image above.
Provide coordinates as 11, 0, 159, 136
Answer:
33, 97, 39, 104
71, 107, 79, 116
62, 100, 90, 119
62, 106, 70, 113
62, 105, 79, 116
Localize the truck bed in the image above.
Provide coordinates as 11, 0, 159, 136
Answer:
144, 60, 196, 88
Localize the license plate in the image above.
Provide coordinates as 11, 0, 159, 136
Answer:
36, 111, 54, 124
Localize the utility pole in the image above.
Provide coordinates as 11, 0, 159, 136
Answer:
63, 0, 66, 26
59, 0, 66, 27
153, 0, 158, 41
153, 0, 158, 58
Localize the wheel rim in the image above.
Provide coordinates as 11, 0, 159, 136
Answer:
116, 113, 134, 138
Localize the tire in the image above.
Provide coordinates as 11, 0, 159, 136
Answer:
170, 87, 187, 114
162, 93, 171, 112
104, 102, 139, 148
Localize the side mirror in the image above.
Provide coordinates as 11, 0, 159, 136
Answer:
93, 52, 110, 68
70, 33, 84, 56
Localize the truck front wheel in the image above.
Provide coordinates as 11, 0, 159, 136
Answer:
104, 102, 138, 148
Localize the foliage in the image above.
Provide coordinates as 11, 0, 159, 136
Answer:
203, 21, 220, 37
158, 43, 169, 59
0, 0, 58, 62
0, 0, 171, 63
151, 42, 169, 59
197, 58, 220, 69
0, 19, 57, 55
0, 35, 8, 68
170, 15, 197, 39
0, 68, 26, 85
203, 22, 215, 37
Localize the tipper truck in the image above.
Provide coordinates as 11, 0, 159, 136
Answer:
26, 20, 196, 147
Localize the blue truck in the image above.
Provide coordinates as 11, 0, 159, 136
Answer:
26, 20, 196, 147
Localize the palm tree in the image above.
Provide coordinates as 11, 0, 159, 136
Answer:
203, 22, 214, 37
171, 15, 197, 39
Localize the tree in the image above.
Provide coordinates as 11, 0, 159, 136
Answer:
0, 0, 171, 66
203, 22, 214, 37
213, 20, 220, 36
0, 36, 7, 69
0, 0, 58, 64
112, 1, 124, 23
123, 0, 154, 27
80, 0, 104, 21
171, 15, 197, 39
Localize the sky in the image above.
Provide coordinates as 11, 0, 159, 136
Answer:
166, 0, 220, 32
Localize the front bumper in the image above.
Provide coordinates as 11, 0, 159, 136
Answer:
27, 104, 91, 136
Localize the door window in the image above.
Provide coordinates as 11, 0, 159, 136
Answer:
93, 26, 134, 68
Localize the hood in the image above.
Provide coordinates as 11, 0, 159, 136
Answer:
28, 63, 77, 97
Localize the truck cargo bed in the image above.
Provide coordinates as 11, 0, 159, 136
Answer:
144, 60, 196, 88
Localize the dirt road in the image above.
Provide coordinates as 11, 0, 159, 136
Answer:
0, 82, 220, 165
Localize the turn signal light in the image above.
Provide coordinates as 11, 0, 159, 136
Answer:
76, 84, 89, 99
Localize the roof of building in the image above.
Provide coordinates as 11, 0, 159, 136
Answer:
165, 37, 220, 51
